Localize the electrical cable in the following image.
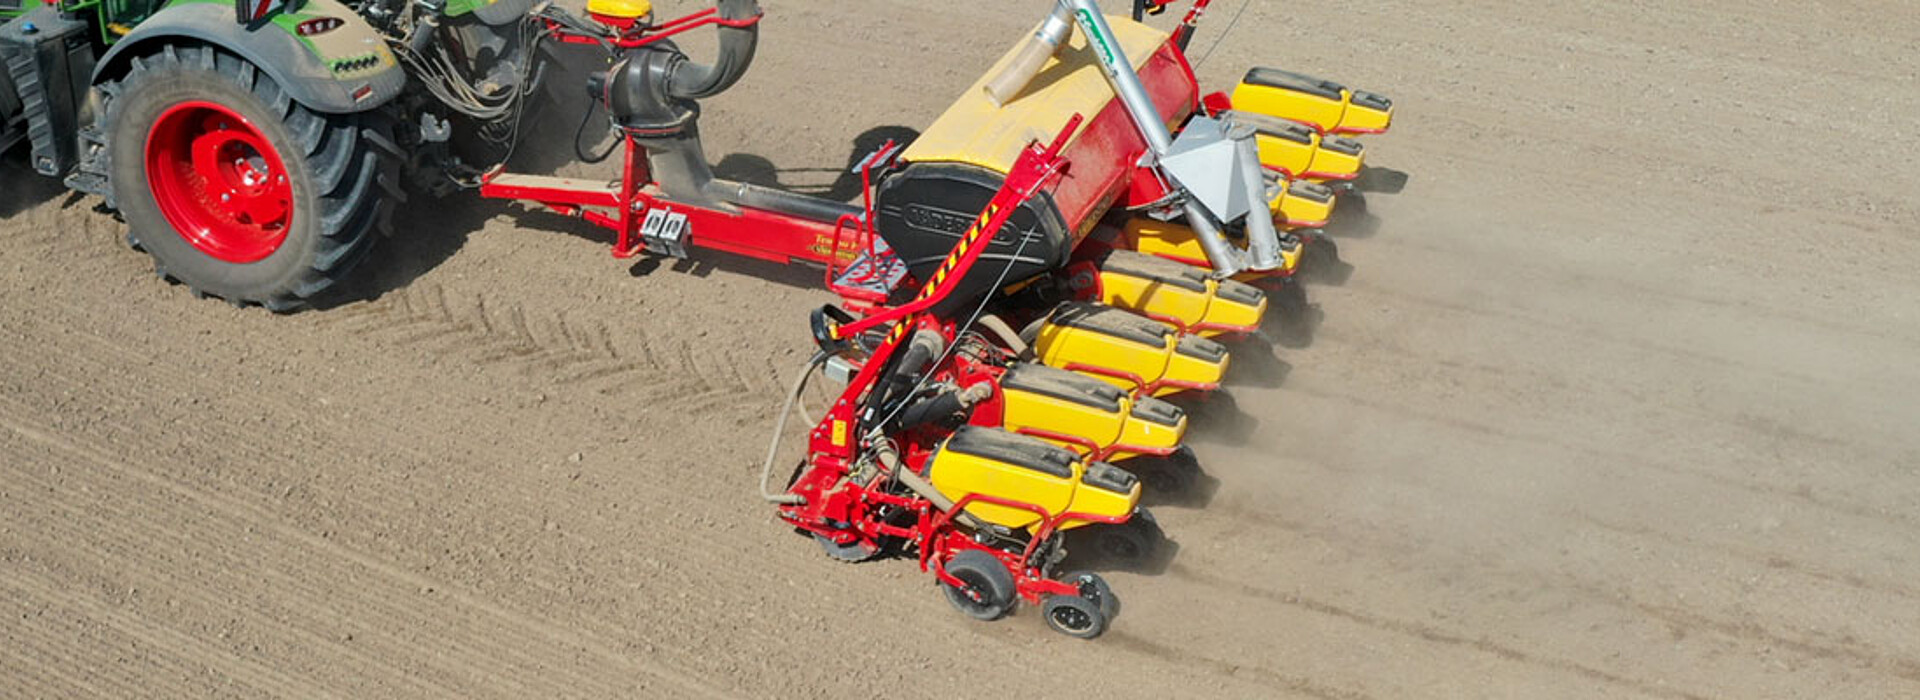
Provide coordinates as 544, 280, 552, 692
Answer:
865, 187, 1050, 437
573, 98, 620, 164
1193, 0, 1251, 70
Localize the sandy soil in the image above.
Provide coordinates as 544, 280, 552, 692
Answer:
5, 1, 1920, 697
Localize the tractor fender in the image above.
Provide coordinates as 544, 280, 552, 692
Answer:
92, 0, 405, 114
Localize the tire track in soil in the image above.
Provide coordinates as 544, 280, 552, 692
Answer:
0, 403, 738, 700
1343, 222, 1920, 352
1283, 312, 1920, 527
1100, 631, 1380, 700
1279, 379, 1920, 536
1290, 321, 1866, 466
3, 571, 326, 700
1628, 602, 1920, 685
1168, 489, 1920, 693
1160, 563, 1715, 700
0, 324, 963, 698
318, 283, 783, 413
1178, 393, 1920, 680
1332, 277, 1884, 403
1192, 448, 1920, 619
0, 362, 807, 696
1574, 512, 1920, 606
3, 582, 178, 700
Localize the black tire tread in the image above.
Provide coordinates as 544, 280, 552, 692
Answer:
940, 549, 1017, 622
103, 43, 398, 310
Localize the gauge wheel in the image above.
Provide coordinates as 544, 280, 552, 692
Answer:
940, 549, 1016, 621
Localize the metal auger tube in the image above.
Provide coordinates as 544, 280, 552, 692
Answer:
1065, 0, 1249, 276
1062, 0, 1171, 154
1234, 125, 1286, 271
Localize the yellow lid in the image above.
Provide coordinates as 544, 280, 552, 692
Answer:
587, 0, 652, 19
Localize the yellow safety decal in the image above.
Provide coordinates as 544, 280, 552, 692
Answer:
831, 420, 848, 447
880, 202, 1000, 348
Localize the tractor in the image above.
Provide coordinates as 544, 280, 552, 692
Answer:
2, 0, 546, 308
1, 0, 1397, 638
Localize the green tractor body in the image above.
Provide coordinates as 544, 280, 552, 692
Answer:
1, 0, 539, 308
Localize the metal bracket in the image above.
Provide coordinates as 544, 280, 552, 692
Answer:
638, 205, 691, 258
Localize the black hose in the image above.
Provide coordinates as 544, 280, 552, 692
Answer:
663, 0, 761, 99
573, 98, 620, 164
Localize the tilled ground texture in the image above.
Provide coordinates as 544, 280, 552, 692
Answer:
4, 1, 1919, 698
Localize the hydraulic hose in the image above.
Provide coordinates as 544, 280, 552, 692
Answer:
406, 0, 446, 54
874, 443, 955, 512
897, 382, 993, 431
869, 330, 945, 418
760, 350, 828, 505
975, 314, 1028, 356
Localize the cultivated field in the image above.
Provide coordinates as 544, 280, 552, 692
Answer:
4, 1, 1918, 697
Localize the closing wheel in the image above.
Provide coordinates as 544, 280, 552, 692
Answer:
104, 44, 399, 310
1041, 593, 1109, 639
814, 533, 882, 563
940, 549, 1016, 621
1061, 570, 1119, 620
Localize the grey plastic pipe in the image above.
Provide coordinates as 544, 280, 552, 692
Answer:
984, 2, 1075, 106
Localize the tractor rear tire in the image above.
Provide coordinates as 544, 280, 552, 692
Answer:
940, 549, 1017, 621
103, 44, 399, 311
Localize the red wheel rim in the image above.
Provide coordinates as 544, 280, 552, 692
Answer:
145, 100, 294, 264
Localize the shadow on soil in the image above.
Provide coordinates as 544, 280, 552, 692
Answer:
1263, 281, 1322, 349
1224, 333, 1292, 389
1173, 388, 1262, 447
0, 157, 73, 219
314, 47, 922, 310
1048, 166, 1424, 585
1061, 507, 1180, 577
1128, 447, 1222, 510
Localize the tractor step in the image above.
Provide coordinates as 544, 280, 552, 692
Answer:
63, 124, 112, 202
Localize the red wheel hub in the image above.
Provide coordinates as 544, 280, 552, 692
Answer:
145, 101, 293, 264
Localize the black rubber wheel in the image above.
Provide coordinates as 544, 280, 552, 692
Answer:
1041, 592, 1108, 639
939, 549, 1016, 621
103, 44, 400, 311
1061, 570, 1119, 620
